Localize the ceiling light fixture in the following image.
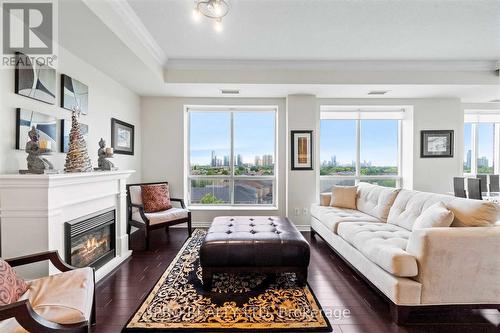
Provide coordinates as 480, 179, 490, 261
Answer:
192, 0, 229, 32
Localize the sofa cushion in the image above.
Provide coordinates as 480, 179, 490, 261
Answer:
132, 207, 189, 225
330, 185, 357, 209
337, 222, 418, 277
141, 184, 172, 213
310, 204, 380, 234
0, 267, 94, 333
412, 201, 454, 230
388, 189, 500, 230
356, 182, 400, 222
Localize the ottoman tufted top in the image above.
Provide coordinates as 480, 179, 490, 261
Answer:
200, 216, 310, 267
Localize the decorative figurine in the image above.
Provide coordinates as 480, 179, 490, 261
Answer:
64, 110, 92, 173
23, 126, 54, 174
96, 138, 116, 171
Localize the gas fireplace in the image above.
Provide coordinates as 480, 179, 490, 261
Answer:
65, 209, 116, 270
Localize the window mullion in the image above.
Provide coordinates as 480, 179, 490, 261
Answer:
472, 123, 478, 175
230, 112, 235, 205
355, 119, 361, 183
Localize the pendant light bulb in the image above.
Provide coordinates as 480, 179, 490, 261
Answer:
214, 18, 223, 32
192, 7, 201, 22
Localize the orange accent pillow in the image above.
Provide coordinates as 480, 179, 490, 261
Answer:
141, 184, 173, 213
0, 259, 28, 305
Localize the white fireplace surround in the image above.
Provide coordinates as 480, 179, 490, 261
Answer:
0, 170, 135, 281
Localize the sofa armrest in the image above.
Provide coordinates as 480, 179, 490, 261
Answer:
0, 299, 89, 333
170, 198, 186, 209
406, 227, 500, 305
6, 251, 76, 272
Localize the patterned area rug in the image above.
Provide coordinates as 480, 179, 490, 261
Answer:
124, 229, 331, 332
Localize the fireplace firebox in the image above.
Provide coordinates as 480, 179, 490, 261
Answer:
65, 209, 116, 270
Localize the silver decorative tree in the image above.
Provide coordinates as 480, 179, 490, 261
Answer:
64, 110, 92, 173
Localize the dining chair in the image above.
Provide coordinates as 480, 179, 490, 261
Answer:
489, 174, 499, 193
453, 177, 466, 198
476, 174, 488, 193
467, 178, 483, 200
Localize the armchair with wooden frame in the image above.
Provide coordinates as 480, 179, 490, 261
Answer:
126, 181, 192, 250
0, 251, 96, 333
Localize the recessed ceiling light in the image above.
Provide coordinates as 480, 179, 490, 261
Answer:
220, 89, 240, 95
490, 99, 500, 103
368, 90, 389, 95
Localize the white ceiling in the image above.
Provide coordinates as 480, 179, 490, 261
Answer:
57, 0, 500, 101
127, 0, 500, 61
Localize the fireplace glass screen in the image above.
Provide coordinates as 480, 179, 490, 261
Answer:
70, 225, 112, 268
65, 209, 116, 269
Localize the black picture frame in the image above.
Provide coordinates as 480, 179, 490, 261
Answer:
111, 118, 134, 155
291, 130, 313, 170
420, 130, 454, 158
14, 52, 56, 105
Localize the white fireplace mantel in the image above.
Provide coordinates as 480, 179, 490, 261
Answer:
0, 170, 135, 281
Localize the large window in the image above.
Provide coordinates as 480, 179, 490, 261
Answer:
463, 117, 498, 175
187, 107, 277, 207
320, 108, 403, 192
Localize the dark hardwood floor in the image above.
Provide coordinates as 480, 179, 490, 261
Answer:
91, 228, 500, 333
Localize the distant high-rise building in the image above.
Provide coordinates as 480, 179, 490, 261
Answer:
223, 155, 229, 166
237, 154, 243, 166
211, 151, 216, 167
331, 155, 337, 166
478, 156, 489, 168
466, 150, 472, 168
262, 154, 273, 166
255, 156, 262, 166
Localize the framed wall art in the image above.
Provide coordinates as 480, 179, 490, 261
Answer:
111, 118, 134, 155
420, 130, 454, 158
15, 52, 56, 104
291, 130, 313, 170
61, 74, 89, 114
16, 108, 57, 152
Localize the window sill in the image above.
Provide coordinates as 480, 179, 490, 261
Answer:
187, 205, 279, 211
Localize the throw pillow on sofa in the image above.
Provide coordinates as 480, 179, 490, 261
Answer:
330, 185, 357, 209
141, 184, 173, 213
412, 201, 454, 230
0, 259, 28, 305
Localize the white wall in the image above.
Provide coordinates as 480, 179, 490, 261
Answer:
319, 98, 463, 194
0, 48, 142, 182
140, 96, 464, 226
286, 95, 319, 227
140, 97, 287, 225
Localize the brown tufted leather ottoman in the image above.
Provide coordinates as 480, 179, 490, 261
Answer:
200, 216, 310, 290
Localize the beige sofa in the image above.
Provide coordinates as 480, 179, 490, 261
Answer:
310, 182, 500, 324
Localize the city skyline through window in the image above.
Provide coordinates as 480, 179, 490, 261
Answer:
320, 115, 401, 191
464, 122, 496, 175
188, 109, 276, 206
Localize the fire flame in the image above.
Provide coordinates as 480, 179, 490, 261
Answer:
86, 237, 98, 251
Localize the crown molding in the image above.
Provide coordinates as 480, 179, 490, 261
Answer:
166, 59, 499, 72
107, 0, 167, 66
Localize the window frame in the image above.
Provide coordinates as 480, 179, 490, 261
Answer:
463, 121, 499, 176
319, 109, 403, 190
185, 105, 279, 209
